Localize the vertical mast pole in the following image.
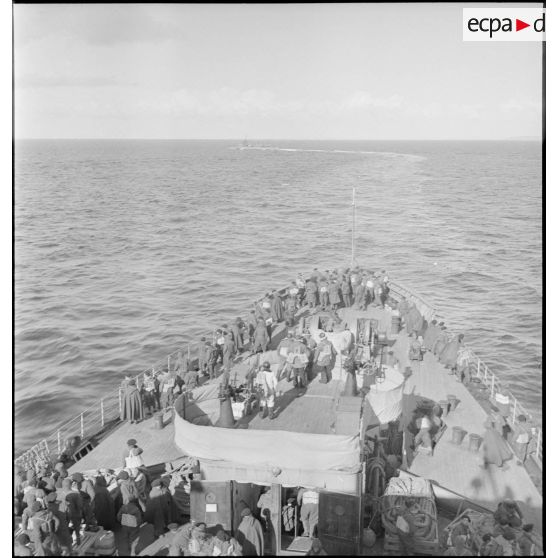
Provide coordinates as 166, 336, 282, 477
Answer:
351, 187, 356, 267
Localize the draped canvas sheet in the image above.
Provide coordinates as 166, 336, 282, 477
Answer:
174, 411, 361, 473
366, 366, 405, 424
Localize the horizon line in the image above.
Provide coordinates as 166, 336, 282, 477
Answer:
13, 137, 542, 142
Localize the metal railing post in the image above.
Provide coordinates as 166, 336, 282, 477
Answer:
536, 429, 541, 460
118, 388, 122, 417
187, 344, 191, 365
80, 413, 84, 439
477, 358, 481, 378
57, 430, 61, 456
484, 364, 488, 383
101, 399, 105, 427
168, 355, 171, 373
490, 374, 495, 398
511, 398, 517, 424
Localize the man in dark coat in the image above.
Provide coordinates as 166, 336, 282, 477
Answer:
120, 378, 145, 424
145, 479, 172, 537
93, 475, 115, 530
236, 507, 265, 556
270, 292, 284, 323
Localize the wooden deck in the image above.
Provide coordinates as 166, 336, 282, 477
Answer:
241, 377, 344, 434
68, 410, 185, 474
393, 331, 543, 532
67, 301, 542, 535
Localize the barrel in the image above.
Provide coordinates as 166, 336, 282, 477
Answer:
391, 315, 401, 334
447, 394, 458, 411
438, 400, 449, 417
468, 433, 482, 452
154, 412, 164, 430
452, 426, 467, 445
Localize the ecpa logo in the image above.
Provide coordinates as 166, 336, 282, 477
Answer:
463, 8, 545, 42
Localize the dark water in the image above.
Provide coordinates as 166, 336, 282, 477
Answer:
14, 139, 542, 453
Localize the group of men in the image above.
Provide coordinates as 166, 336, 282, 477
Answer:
301, 267, 390, 312
440, 500, 542, 556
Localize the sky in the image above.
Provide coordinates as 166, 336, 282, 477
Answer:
13, 3, 543, 140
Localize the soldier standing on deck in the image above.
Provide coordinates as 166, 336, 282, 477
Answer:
197, 337, 207, 374
314, 332, 335, 384
341, 275, 352, 307
222, 333, 237, 372
305, 279, 318, 309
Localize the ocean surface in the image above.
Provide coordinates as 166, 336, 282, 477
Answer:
14, 139, 542, 454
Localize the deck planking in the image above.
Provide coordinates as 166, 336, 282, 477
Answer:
68, 411, 185, 474
67, 300, 542, 535
393, 331, 543, 532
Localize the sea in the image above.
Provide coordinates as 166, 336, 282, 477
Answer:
14, 139, 542, 454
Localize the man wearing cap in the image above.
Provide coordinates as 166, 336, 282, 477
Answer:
292, 336, 310, 388
314, 333, 336, 384
123, 439, 143, 469
145, 478, 172, 537
255, 362, 279, 419
277, 332, 296, 370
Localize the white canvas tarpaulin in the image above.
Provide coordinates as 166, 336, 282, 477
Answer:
366, 366, 405, 424
174, 411, 361, 473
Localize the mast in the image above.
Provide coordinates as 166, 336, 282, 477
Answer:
351, 187, 356, 267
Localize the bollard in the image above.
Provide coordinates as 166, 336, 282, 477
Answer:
438, 400, 449, 417
154, 412, 164, 430
468, 433, 482, 452
451, 426, 467, 445
447, 394, 458, 412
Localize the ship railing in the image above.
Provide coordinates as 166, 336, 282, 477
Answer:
388, 279, 543, 469
16, 274, 542, 473
15, 315, 257, 469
